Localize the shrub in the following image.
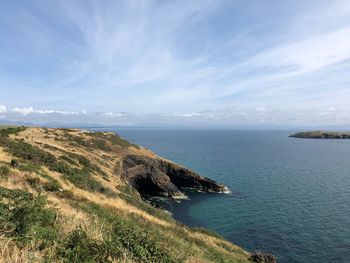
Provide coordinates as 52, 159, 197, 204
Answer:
0, 139, 56, 165
109, 221, 174, 262
67, 152, 107, 177
50, 162, 112, 195
26, 176, 41, 187
72, 202, 176, 263
43, 179, 61, 192
0, 165, 10, 177
88, 132, 139, 149
57, 228, 116, 263
0, 187, 59, 249
59, 155, 77, 165
18, 162, 41, 173
0, 126, 25, 137
57, 189, 74, 199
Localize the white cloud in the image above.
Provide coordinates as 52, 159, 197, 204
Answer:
250, 26, 350, 77
102, 112, 128, 117
0, 105, 7, 114
10, 107, 80, 116
182, 112, 215, 118
12, 107, 34, 115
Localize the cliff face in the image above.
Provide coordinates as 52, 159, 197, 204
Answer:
122, 154, 226, 198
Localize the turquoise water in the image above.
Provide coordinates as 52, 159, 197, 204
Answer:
112, 129, 350, 263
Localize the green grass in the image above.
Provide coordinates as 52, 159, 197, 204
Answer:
59, 155, 78, 165
117, 185, 175, 223
64, 134, 112, 152
43, 179, 61, 192
0, 184, 248, 262
192, 227, 224, 239
0, 165, 10, 177
88, 132, 139, 149
66, 152, 108, 178
0, 186, 59, 249
64, 131, 138, 151
50, 161, 114, 197
0, 138, 57, 165
17, 161, 41, 173
0, 185, 179, 262
0, 126, 25, 137
56, 227, 116, 263
71, 201, 178, 263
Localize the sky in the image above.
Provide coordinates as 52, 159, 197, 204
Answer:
0, 0, 350, 127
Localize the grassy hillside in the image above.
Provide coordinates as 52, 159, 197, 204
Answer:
0, 126, 251, 263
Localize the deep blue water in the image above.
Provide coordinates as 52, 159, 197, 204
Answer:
101, 129, 350, 263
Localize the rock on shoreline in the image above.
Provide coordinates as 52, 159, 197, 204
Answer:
122, 154, 227, 198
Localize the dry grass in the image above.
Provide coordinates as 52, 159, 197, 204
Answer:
0, 148, 12, 163
0, 237, 34, 263
0, 127, 251, 263
38, 167, 171, 227
190, 231, 249, 259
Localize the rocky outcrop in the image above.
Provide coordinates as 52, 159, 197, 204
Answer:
249, 251, 277, 263
290, 131, 350, 139
122, 154, 226, 198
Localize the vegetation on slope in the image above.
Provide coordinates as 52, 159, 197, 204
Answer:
0, 126, 251, 263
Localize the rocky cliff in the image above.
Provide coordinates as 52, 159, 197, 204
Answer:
122, 154, 226, 198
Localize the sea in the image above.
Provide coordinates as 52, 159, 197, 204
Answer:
94, 128, 350, 263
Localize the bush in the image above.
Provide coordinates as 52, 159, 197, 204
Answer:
109, 221, 174, 262
0, 165, 10, 177
43, 179, 61, 192
72, 202, 176, 263
66, 152, 108, 177
57, 189, 74, 199
88, 132, 139, 149
18, 162, 41, 173
57, 228, 117, 263
26, 176, 41, 187
0, 139, 57, 165
0, 126, 25, 137
0, 187, 58, 249
59, 155, 77, 165
50, 162, 112, 195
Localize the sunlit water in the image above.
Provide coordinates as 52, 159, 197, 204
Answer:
95, 129, 350, 263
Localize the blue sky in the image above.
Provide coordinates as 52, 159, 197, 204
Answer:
0, 0, 350, 126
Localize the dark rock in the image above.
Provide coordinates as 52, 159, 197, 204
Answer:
122, 154, 226, 198
10, 159, 19, 167
249, 251, 277, 263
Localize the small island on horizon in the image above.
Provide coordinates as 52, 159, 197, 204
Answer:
290, 131, 350, 139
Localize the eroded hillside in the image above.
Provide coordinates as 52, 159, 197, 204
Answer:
0, 126, 251, 263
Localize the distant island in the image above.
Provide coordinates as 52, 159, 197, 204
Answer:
290, 131, 350, 139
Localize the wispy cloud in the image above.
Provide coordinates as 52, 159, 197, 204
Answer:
1, 104, 350, 128
9, 107, 82, 116
0, 0, 349, 126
